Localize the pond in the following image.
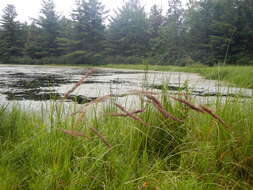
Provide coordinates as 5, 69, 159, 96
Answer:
0, 64, 252, 110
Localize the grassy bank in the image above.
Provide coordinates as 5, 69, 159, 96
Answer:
100, 64, 253, 89
1, 92, 253, 189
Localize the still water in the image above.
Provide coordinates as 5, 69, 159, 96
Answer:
0, 64, 252, 110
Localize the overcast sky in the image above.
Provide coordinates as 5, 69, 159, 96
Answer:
0, 0, 188, 23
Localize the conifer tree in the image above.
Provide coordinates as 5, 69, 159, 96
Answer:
36, 0, 60, 57
157, 0, 185, 64
108, 0, 149, 57
0, 4, 24, 63
69, 0, 106, 64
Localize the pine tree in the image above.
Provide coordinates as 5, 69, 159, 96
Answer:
208, 0, 237, 64
149, 5, 164, 39
232, 0, 253, 63
36, 0, 60, 57
56, 16, 75, 55
108, 0, 149, 57
148, 5, 164, 57
68, 0, 106, 64
25, 22, 45, 59
0, 4, 24, 63
156, 0, 185, 64
185, 0, 216, 65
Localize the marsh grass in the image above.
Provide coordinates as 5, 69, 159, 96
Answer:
0, 68, 253, 189
1, 87, 253, 189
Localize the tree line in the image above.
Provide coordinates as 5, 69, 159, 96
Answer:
0, 0, 252, 66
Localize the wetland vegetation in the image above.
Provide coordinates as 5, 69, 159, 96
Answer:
1, 0, 253, 189
1, 90, 253, 189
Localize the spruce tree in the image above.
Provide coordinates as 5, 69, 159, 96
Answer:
25, 22, 45, 59
69, 0, 106, 64
157, 0, 185, 64
36, 0, 60, 57
148, 5, 164, 57
0, 4, 24, 63
149, 5, 164, 39
72, 0, 106, 51
108, 0, 149, 57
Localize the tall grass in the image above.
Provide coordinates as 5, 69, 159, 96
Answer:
1, 91, 253, 189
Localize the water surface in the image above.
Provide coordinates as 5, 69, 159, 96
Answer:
0, 64, 251, 110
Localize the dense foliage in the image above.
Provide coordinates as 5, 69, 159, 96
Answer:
0, 0, 253, 65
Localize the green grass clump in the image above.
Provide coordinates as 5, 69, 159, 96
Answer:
1, 95, 253, 189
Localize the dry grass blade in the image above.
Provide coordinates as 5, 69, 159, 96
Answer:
107, 113, 129, 117
106, 91, 157, 99
71, 94, 113, 116
89, 127, 112, 148
72, 91, 155, 116
71, 110, 85, 116
107, 109, 145, 117
83, 94, 113, 108
146, 95, 182, 122
114, 103, 150, 127
71, 94, 117, 130
60, 129, 90, 138
64, 68, 95, 99
170, 96, 205, 113
130, 109, 146, 114
126, 90, 158, 96
200, 105, 229, 129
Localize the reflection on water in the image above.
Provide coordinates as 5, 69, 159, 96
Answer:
0, 64, 252, 110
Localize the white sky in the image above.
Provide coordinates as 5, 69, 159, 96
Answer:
0, 0, 187, 23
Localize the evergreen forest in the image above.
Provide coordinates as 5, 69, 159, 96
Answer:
0, 0, 253, 66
